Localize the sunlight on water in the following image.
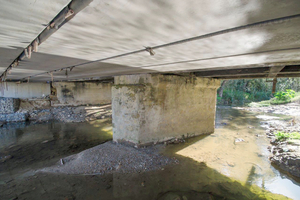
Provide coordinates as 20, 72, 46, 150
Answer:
176, 107, 300, 199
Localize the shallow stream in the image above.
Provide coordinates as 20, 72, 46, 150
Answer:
0, 107, 300, 199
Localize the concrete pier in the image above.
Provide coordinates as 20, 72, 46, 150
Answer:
112, 74, 220, 145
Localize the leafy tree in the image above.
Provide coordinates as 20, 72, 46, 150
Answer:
217, 78, 300, 105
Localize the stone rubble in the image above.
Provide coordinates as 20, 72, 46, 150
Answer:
268, 139, 300, 178
0, 112, 28, 122
0, 99, 112, 123
0, 97, 20, 114
265, 119, 300, 178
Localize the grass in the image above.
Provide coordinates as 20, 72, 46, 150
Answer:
248, 92, 300, 107
275, 131, 300, 141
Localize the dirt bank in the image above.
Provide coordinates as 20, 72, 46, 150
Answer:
235, 102, 300, 178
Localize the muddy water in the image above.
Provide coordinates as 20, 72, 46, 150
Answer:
0, 119, 112, 176
0, 108, 300, 200
174, 107, 300, 199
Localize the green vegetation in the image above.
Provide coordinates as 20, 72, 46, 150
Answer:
270, 90, 299, 105
274, 89, 295, 101
217, 78, 300, 106
275, 131, 300, 141
248, 92, 300, 107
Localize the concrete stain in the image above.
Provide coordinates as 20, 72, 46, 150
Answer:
61, 86, 74, 99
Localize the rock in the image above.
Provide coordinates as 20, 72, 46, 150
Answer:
227, 161, 235, 167
287, 146, 298, 152
165, 138, 185, 145
282, 148, 289, 152
0, 155, 13, 163
159, 192, 181, 200
234, 138, 245, 144
270, 155, 300, 178
288, 140, 300, 146
270, 139, 278, 145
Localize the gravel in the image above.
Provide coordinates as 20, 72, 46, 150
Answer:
40, 141, 177, 175
0, 105, 112, 123
0, 97, 20, 114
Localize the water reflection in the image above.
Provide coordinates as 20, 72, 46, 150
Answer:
0, 120, 112, 174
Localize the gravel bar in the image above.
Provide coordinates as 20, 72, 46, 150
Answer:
41, 141, 178, 175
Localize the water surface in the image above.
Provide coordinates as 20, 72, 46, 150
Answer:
1, 108, 300, 199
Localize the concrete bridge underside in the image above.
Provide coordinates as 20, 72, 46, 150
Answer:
1, 0, 300, 82
1, 0, 300, 145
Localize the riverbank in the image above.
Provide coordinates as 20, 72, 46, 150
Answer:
235, 102, 300, 179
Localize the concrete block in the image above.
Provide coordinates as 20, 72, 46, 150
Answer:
0, 98, 20, 114
112, 74, 220, 145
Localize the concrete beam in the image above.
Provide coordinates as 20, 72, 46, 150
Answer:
112, 74, 220, 145
194, 65, 300, 79
268, 66, 285, 79
53, 81, 112, 106
0, 82, 50, 99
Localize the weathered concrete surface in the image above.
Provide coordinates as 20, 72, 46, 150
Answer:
2, 1, 300, 82
112, 74, 220, 145
0, 98, 20, 114
0, 0, 71, 71
0, 81, 112, 122
0, 82, 50, 99
53, 82, 112, 106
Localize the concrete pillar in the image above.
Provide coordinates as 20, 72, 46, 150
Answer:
112, 74, 220, 145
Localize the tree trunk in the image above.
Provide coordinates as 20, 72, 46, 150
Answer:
218, 80, 228, 98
